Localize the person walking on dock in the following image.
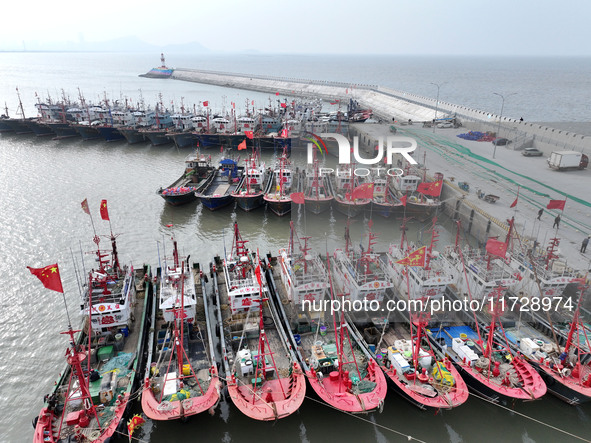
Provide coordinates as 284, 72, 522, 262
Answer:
553, 215, 561, 229
537, 208, 543, 220
581, 236, 590, 253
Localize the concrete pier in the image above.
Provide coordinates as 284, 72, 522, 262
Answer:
171, 68, 591, 154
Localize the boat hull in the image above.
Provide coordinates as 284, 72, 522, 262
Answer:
5, 118, 33, 134
334, 198, 371, 218
304, 197, 332, 215
264, 197, 292, 216
195, 133, 221, 148
96, 126, 125, 142
306, 360, 388, 413
371, 201, 402, 218
45, 122, 80, 139
143, 131, 173, 146
534, 362, 591, 405
73, 125, 101, 141
235, 193, 265, 212
382, 362, 468, 410
119, 127, 147, 144
142, 368, 221, 420
25, 120, 55, 136
168, 132, 197, 148
227, 370, 306, 420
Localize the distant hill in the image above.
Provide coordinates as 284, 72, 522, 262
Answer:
1, 36, 210, 53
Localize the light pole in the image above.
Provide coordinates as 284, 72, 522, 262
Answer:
430, 82, 447, 133
492, 92, 516, 158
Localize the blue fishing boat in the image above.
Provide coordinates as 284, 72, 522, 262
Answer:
196, 158, 244, 211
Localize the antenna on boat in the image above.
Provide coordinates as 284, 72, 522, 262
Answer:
15, 87, 25, 119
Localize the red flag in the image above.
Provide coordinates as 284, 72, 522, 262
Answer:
396, 247, 426, 267
417, 180, 443, 197
280, 129, 288, 137
400, 195, 407, 207
251, 100, 254, 105
510, 186, 519, 208
290, 192, 305, 204
127, 414, 146, 439
275, 92, 280, 96
244, 131, 254, 139
166, 224, 173, 227
237, 139, 247, 150
547, 199, 566, 210
486, 238, 507, 258
203, 101, 209, 107
100, 199, 109, 221
81, 198, 90, 215
255, 263, 262, 286
351, 183, 374, 200
280, 103, 287, 108
27, 263, 64, 293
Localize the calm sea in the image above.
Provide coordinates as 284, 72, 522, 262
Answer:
1, 52, 590, 443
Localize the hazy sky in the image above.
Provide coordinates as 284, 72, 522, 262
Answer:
2, 0, 590, 55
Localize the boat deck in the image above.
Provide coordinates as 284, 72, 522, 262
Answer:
148, 268, 214, 402
217, 270, 292, 398
55, 270, 147, 442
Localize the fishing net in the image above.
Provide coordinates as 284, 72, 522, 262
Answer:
355, 380, 376, 393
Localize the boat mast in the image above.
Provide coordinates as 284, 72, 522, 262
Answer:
16, 87, 26, 119
425, 217, 439, 271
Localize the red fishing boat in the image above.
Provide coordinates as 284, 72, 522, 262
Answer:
141, 236, 221, 420
33, 202, 151, 442
270, 223, 387, 413
212, 222, 306, 420
263, 150, 293, 216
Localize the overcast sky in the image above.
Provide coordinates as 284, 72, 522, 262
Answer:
2, 0, 589, 55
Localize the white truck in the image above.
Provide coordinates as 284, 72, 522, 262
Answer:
547, 150, 588, 171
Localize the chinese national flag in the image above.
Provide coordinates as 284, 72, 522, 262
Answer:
486, 238, 507, 258
251, 100, 254, 105
244, 131, 254, 139
352, 183, 374, 199
237, 139, 247, 150
275, 92, 280, 96
417, 180, 443, 197
81, 198, 90, 215
547, 199, 566, 210
400, 195, 407, 207
127, 414, 146, 438
290, 192, 305, 204
203, 101, 209, 107
396, 246, 426, 267
280, 103, 287, 108
100, 199, 109, 221
510, 197, 518, 208
255, 263, 262, 287
27, 263, 64, 293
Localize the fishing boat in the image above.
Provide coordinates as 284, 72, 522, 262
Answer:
118, 126, 147, 144
157, 151, 215, 206
428, 283, 547, 403
263, 151, 293, 216
385, 218, 454, 301
352, 306, 469, 410
141, 237, 221, 420
394, 175, 441, 221
370, 173, 402, 218
212, 223, 306, 420
331, 222, 393, 304
195, 158, 244, 211
303, 150, 333, 215
4, 89, 33, 134
269, 222, 387, 413
33, 224, 152, 442
508, 225, 580, 299
332, 164, 371, 218
231, 153, 272, 212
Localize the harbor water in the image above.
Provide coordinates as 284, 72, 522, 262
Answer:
1, 52, 591, 442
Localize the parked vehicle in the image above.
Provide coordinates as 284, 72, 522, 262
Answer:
521, 147, 544, 157
492, 137, 510, 146
547, 150, 589, 171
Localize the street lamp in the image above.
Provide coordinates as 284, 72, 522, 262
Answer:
492, 92, 517, 159
430, 82, 447, 133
